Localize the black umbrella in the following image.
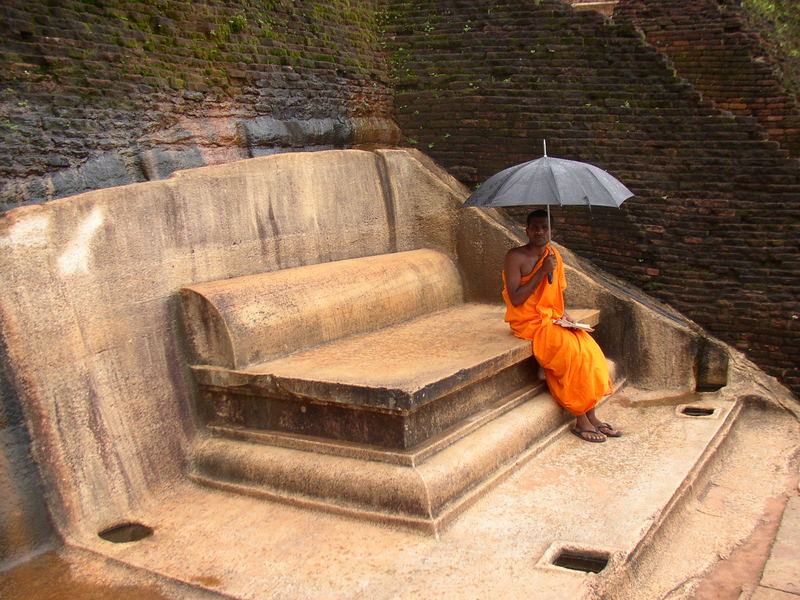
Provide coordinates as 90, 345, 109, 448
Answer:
463, 141, 634, 245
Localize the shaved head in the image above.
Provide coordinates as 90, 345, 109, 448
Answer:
526, 209, 548, 227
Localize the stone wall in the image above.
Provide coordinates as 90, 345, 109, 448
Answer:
0, 0, 400, 209
2, 0, 797, 397
385, 0, 799, 396
615, 0, 800, 157
739, 0, 800, 96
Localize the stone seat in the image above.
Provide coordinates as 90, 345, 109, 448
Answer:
191, 303, 529, 448
179, 249, 606, 532
181, 249, 599, 450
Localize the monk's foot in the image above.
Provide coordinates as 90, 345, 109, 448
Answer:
570, 427, 606, 443
596, 422, 622, 437
586, 413, 622, 438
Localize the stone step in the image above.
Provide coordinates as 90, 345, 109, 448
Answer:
206, 378, 549, 467
189, 358, 620, 534
193, 305, 601, 450
601, 395, 800, 599
189, 386, 568, 534
192, 303, 535, 449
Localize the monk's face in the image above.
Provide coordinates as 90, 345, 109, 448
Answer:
526, 216, 550, 248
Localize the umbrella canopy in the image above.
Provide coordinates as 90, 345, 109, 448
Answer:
463, 150, 633, 209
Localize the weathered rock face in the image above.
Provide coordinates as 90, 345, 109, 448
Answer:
0, 359, 56, 565
0, 149, 481, 560
0, 149, 467, 561
0, 0, 400, 209
384, 0, 800, 397
0, 148, 742, 566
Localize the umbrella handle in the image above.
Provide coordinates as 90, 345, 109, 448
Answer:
546, 205, 553, 284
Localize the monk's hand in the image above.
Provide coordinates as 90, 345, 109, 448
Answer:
542, 253, 557, 275
563, 312, 575, 323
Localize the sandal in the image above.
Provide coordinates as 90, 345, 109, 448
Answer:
570, 428, 606, 443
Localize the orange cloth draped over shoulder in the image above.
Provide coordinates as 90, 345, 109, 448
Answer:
502, 245, 612, 416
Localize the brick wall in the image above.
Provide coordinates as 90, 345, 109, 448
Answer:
1, 0, 798, 395
386, 0, 799, 396
615, 0, 800, 157
0, 0, 398, 209
738, 0, 800, 96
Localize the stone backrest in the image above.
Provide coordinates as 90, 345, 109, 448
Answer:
180, 249, 464, 369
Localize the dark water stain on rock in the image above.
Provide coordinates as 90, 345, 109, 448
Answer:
615, 391, 708, 408
0, 551, 169, 600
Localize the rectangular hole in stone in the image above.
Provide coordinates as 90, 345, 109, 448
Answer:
552, 549, 609, 573
695, 383, 725, 392
681, 406, 715, 417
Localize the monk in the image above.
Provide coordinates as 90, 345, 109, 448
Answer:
502, 210, 620, 442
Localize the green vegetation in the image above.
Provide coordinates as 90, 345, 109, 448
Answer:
1, 0, 389, 104
741, 0, 800, 93
228, 14, 248, 33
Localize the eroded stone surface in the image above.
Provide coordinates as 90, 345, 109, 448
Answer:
760, 497, 800, 595
44, 393, 798, 600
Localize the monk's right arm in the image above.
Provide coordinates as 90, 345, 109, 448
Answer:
505, 251, 547, 306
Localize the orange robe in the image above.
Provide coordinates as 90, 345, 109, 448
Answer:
502, 245, 612, 415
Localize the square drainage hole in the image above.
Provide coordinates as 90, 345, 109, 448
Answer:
681, 406, 716, 417
552, 549, 609, 573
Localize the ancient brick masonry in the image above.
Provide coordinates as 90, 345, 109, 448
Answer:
0, 0, 397, 208
1, 0, 798, 396
385, 0, 799, 396
615, 0, 800, 157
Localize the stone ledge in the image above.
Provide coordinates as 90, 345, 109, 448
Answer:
206, 378, 547, 467
191, 305, 601, 448
190, 385, 572, 534
192, 305, 600, 411
190, 357, 620, 534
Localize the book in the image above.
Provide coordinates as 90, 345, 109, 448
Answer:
552, 318, 594, 331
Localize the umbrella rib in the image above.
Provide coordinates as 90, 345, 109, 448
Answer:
583, 165, 617, 206
469, 160, 534, 205
542, 158, 562, 206
585, 164, 633, 206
